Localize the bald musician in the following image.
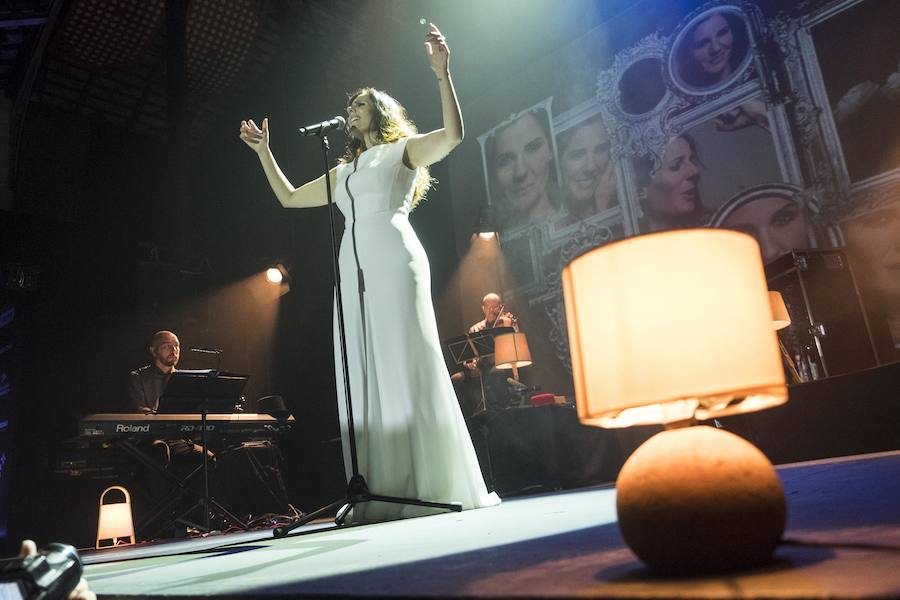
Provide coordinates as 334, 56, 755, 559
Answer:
451, 293, 519, 416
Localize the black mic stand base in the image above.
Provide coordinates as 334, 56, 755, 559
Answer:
273, 475, 462, 538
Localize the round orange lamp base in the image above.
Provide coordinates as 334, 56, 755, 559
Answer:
616, 425, 786, 576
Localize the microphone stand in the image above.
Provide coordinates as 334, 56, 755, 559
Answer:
274, 132, 460, 538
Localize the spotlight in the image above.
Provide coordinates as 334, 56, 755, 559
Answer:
265, 268, 283, 284
473, 205, 498, 241
264, 262, 290, 285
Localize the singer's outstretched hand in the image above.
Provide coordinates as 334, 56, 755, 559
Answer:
239, 117, 269, 154
424, 23, 449, 77
404, 22, 462, 168
238, 113, 334, 208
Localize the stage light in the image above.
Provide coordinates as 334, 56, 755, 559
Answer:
265, 262, 290, 285
563, 229, 787, 575
265, 268, 283, 284
473, 205, 498, 241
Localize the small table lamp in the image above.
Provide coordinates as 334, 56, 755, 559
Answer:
562, 229, 788, 575
770, 290, 802, 382
493, 331, 532, 382
769, 290, 791, 331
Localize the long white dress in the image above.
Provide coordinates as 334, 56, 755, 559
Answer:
332, 137, 500, 523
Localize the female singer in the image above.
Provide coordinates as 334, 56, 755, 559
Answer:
239, 24, 499, 523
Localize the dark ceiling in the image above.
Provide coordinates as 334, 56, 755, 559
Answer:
4, 0, 631, 142
8, 0, 293, 143
1, 0, 652, 221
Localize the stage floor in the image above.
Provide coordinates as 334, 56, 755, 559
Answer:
84, 451, 900, 598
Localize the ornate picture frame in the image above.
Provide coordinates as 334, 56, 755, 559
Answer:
774, 0, 900, 218
664, 2, 758, 99
476, 97, 562, 238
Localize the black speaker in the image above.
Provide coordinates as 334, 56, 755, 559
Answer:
766, 249, 879, 380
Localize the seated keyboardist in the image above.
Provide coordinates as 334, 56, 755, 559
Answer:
127, 330, 207, 457
128, 330, 180, 414
127, 330, 208, 535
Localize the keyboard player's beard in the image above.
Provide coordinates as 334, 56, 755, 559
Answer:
154, 352, 178, 370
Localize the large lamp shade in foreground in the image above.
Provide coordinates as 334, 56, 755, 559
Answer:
562, 229, 787, 428
562, 230, 788, 575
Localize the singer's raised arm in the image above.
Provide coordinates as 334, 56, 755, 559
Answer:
239, 117, 336, 208
405, 24, 463, 169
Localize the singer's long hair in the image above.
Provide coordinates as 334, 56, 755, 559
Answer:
340, 87, 433, 208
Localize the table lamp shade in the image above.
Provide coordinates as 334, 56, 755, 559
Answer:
769, 291, 791, 331
494, 332, 532, 369
562, 230, 787, 428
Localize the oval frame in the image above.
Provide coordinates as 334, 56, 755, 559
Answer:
617, 57, 668, 117
665, 3, 756, 98
599, 33, 671, 127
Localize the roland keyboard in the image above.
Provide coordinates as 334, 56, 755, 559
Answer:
78, 413, 294, 439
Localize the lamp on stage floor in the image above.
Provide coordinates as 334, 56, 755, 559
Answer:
562, 229, 788, 575
494, 331, 532, 382
96, 486, 135, 549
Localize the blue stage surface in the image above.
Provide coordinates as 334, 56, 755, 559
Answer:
84, 450, 900, 598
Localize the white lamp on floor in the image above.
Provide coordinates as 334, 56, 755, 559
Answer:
96, 486, 135, 549
562, 229, 788, 575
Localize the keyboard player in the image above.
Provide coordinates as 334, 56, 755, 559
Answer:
128, 330, 180, 413
126, 330, 207, 536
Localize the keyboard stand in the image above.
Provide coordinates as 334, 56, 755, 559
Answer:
114, 438, 247, 538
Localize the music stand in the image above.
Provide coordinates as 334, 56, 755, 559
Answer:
445, 330, 489, 364
160, 369, 249, 532
445, 327, 514, 413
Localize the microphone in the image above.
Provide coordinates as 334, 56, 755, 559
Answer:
297, 115, 346, 136
189, 347, 222, 354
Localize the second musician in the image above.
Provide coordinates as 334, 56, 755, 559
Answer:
468, 292, 519, 334
451, 293, 520, 416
